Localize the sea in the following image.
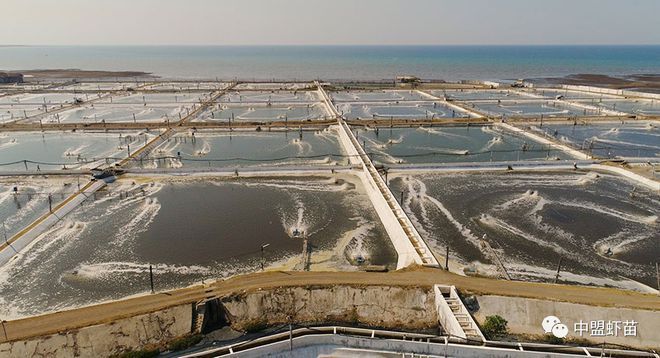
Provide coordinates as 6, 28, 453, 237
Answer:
1, 45, 659, 81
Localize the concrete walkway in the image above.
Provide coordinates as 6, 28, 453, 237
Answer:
316, 83, 439, 268
497, 122, 590, 160
0, 179, 106, 267
417, 89, 485, 118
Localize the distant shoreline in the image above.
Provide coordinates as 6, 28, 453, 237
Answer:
1, 45, 657, 82
2, 67, 659, 94
3, 69, 155, 79
529, 73, 660, 93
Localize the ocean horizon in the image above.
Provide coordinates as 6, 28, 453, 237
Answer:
1, 45, 659, 81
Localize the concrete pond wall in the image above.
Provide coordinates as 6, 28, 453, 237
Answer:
473, 295, 660, 350
219, 285, 438, 333
0, 304, 193, 357
0, 285, 438, 357
2, 286, 657, 357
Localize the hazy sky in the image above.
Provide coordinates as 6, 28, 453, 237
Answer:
2, 0, 659, 45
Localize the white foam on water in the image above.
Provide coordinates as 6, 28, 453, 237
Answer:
313, 127, 339, 141
0, 294, 25, 320
400, 178, 437, 246
416, 126, 467, 139
481, 135, 503, 151
11, 220, 87, 270
254, 156, 339, 167
166, 157, 183, 169
110, 197, 161, 247
490, 190, 575, 242
63, 144, 89, 158
92, 183, 164, 216
528, 125, 545, 134
2, 188, 46, 229
384, 135, 404, 145
480, 125, 503, 136
493, 189, 541, 211
0, 218, 88, 312
506, 262, 658, 293
477, 213, 571, 256
0, 136, 19, 150
559, 200, 657, 225
0, 190, 11, 206
279, 195, 310, 239
593, 231, 653, 256
290, 138, 312, 156
557, 135, 576, 145
152, 137, 181, 156
492, 174, 590, 188
410, 146, 470, 155
407, 177, 481, 248
70, 261, 211, 280
576, 172, 600, 185
361, 136, 400, 164
141, 159, 158, 169
527, 211, 576, 242
193, 140, 211, 156
603, 127, 620, 136
593, 137, 660, 150
341, 217, 375, 263
239, 178, 349, 193
624, 129, 660, 138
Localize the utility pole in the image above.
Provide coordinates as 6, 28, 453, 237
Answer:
261, 243, 270, 271
656, 262, 659, 294
554, 257, 563, 284
2, 222, 8, 245
445, 246, 449, 271
149, 265, 155, 294
289, 322, 293, 351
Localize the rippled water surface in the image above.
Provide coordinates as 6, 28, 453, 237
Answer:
0, 175, 395, 319
392, 171, 659, 289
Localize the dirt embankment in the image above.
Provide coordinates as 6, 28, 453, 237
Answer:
1, 266, 659, 345
11, 69, 155, 80
531, 73, 660, 93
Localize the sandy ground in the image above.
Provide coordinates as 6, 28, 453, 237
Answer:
1, 265, 658, 343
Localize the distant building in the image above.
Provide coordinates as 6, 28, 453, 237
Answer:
0, 72, 24, 83
396, 75, 420, 84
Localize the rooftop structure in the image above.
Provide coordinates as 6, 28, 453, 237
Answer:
0, 72, 24, 84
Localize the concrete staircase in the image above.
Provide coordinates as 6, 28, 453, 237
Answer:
445, 295, 483, 341
434, 285, 485, 343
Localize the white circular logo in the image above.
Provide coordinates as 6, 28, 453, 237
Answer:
542, 315, 561, 333
552, 323, 569, 338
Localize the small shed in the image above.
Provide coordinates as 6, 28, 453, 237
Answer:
0, 72, 24, 83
